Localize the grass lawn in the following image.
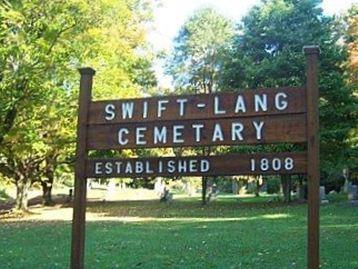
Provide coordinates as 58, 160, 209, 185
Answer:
0, 194, 357, 269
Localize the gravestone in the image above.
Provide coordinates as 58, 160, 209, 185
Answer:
154, 178, 165, 197
186, 182, 196, 196
105, 181, 116, 201
343, 179, 349, 193
160, 187, 173, 202
232, 178, 238, 194
207, 184, 219, 202
320, 186, 329, 204
348, 185, 358, 205
343, 168, 349, 193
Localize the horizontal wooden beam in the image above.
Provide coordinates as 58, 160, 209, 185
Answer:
86, 114, 307, 150
88, 87, 305, 124
86, 152, 307, 178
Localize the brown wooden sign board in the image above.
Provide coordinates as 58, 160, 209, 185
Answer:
86, 152, 307, 178
88, 87, 306, 124
71, 46, 320, 269
87, 114, 307, 150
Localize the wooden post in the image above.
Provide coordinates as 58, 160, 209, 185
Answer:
70, 68, 95, 269
304, 46, 320, 269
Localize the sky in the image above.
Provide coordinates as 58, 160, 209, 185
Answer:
148, 0, 357, 88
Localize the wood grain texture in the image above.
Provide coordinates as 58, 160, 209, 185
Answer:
87, 114, 307, 150
88, 87, 306, 124
304, 46, 320, 269
70, 68, 95, 269
86, 152, 307, 178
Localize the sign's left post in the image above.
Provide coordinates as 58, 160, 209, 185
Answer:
70, 68, 95, 269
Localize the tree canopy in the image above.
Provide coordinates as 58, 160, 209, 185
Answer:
221, 0, 357, 178
166, 7, 235, 94
0, 0, 156, 210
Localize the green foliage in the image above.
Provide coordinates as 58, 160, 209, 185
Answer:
0, 0, 157, 209
221, 0, 358, 178
166, 7, 235, 93
342, 5, 358, 173
266, 177, 281, 194
0, 0, 85, 143
0, 188, 10, 201
0, 1, 89, 207
81, 0, 157, 100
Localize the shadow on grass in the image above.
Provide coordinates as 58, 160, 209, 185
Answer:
82, 196, 305, 222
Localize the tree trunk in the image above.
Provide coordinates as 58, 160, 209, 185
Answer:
201, 177, 207, 205
42, 182, 53, 206
297, 175, 306, 202
281, 175, 291, 203
255, 177, 260, 197
42, 161, 55, 206
15, 177, 31, 211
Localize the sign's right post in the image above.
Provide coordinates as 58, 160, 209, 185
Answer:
304, 45, 320, 269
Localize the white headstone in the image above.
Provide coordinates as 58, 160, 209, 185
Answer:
348, 185, 358, 201
320, 186, 329, 204
154, 178, 165, 197
105, 181, 116, 201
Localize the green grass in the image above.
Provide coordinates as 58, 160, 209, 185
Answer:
0, 195, 357, 269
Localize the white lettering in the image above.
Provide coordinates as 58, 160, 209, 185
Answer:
158, 100, 169, 118
177, 98, 188, 116
235, 95, 247, 113
135, 162, 144, 173
95, 162, 102, 175
143, 101, 148, 118
118, 128, 129, 145
115, 162, 122, 173
167, 160, 176, 173
192, 124, 204, 142
212, 123, 224, 142
275, 92, 288, 110
121, 102, 134, 119
145, 161, 154, 173
173, 125, 184, 143
158, 160, 163, 173
125, 162, 133, 173
254, 94, 268, 112
214, 96, 226, 115
189, 160, 198, 172
154, 126, 167, 144
105, 162, 113, 175
253, 121, 264, 140
136, 127, 147, 145
105, 104, 115, 121
231, 122, 244, 141
178, 160, 187, 173
200, 160, 210, 172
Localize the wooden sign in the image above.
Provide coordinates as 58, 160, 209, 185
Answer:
70, 46, 321, 269
86, 152, 307, 178
86, 87, 307, 150
88, 87, 306, 124
87, 114, 306, 150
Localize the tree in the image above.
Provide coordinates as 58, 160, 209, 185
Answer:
166, 7, 235, 94
221, 0, 357, 196
344, 4, 358, 84
342, 4, 358, 176
166, 7, 235, 204
0, 0, 91, 210
0, 0, 156, 211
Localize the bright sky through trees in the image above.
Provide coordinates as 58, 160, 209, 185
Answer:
149, 0, 357, 88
